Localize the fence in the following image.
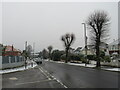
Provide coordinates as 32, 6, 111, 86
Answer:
0, 56, 25, 69
101, 60, 120, 67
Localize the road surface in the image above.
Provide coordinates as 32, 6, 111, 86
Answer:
40, 60, 119, 88
2, 60, 119, 88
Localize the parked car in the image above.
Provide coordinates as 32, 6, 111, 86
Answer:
34, 58, 42, 64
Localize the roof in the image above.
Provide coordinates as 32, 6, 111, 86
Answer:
4, 45, 20, 52
109, 38, 120, 45
0, 44, 3, 47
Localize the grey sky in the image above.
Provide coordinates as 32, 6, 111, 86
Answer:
2, 2, 118, 52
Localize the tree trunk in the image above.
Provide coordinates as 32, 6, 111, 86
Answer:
65, 48, 68, 63
49, 52, 50, 61
96, 39, 101, 67
96, 57, 101, 67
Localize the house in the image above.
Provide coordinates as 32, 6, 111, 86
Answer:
100, 42, 109, 56
108, 38, 120, 56
2, 45, 21, 56
0, 44, 3, 68
74, 47, 82, 54
69, 47, 75, 54
81, 45, 95, 55
1, 45, 25, 69
0, 44, 3, 56
81, 42, 109, 55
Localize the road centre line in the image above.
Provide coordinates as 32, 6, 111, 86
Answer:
39, 66, 68, 88
38, 67, 51, 80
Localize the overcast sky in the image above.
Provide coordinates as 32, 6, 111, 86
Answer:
2, 2, 118, 52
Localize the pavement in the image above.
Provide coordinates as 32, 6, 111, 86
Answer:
46, 60, 120, 72
0, 60, 37, 74
2, 65, 66, 88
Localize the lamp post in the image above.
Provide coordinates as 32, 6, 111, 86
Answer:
25, 41, 27, 69
33, 42, 35, 60
82, 23, 88, 66
31, 42, 35, 67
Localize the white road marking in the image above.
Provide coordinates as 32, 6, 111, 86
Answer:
39, 66, 68, 88
38, 67, 51, 80
16, 79, 54, 85
9, 77, 18, 80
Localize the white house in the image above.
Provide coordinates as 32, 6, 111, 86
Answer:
81, 42, 109, 56
108, 38, 120, 56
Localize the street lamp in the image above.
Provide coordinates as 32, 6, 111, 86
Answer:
82, 23, 88, 66
25, 41, 27, 69
33, 42, 35, 60
32, 42, 35, 67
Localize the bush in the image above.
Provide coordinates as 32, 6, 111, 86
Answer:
100, 51, 105, 58
70, 54, 80, 60
60, 53, 84, 62
81, 56, 90, 64
81, 58, 86, 63
87, 55, 96, 60
51, 50, 65, 61
61, 54, 66, 60
103, 56, 111, 62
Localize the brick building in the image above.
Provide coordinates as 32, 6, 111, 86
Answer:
2, 45, 21, 56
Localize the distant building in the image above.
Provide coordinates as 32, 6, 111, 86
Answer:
0, 44, 3, 56
69, 47, 75, 54
81, 42, 109, 55
100, 42, 109, 56
81, 45, 95, 55
108, 38, 120, 55
74, 47, 82, 54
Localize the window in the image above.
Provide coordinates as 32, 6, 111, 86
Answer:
112, 45, 115, 50
19, 56, 23, 62
2, 56, 9, 64
16, 56, 19, 62
11, 56, 15, 63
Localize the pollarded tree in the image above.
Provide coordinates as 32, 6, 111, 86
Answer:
47, 46, 53, 60
61, 33, 75, 63
86, 10, 110, 67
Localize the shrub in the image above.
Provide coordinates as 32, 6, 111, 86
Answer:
52, 50, 65, 61
87, 55, 96, 60
61, 54, 66, 60
61, 53, 84, 62
103, 56, 111, 62
70, 54, 79, 60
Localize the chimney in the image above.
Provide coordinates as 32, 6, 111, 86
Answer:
12, 44, 14, 51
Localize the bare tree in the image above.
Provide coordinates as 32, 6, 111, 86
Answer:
86, 10, 110, 67
42, 49, 49, 59
26, 45, 32, 59
61, 33, 75, 63
47, 46, 53, 60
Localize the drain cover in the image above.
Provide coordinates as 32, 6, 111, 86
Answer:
9, 77, 18, 80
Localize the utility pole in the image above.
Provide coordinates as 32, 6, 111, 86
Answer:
116, 39, 120, 59
31, 42, 35, 67
82, 23, 88, 66
25, 41, 27, 69
33, 43, 35, 60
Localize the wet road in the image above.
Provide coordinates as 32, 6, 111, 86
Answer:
40, 60, 119, 88
2, 66, 65, 88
